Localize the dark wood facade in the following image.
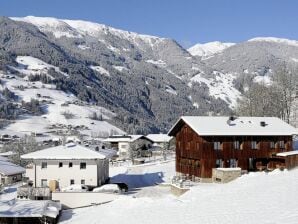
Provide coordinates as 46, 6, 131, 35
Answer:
174, 122, 293, 178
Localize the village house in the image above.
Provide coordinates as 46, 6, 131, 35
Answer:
168, 116, 298, 181
146, 134, 175, 149
0, 156, 25, 185
103, 135, 153, 158
21, 143, 110, 189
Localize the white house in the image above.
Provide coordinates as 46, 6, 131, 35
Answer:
146, 134, 175, 149
0, 156, 25, 185
21, 143, 109, 189
103, 135, 153, 157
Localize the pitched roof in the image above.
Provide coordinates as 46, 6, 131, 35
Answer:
168, 116, 298, 136
103, 135, 151, 143
0, 160, 25, 176
21, 143, 107, 160
146, 134, 173, 143
0, 200, 61, 218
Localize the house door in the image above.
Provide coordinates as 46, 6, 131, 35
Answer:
248, 158, 255, 171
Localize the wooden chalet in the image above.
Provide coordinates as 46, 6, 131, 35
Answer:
168, 116, 298, 180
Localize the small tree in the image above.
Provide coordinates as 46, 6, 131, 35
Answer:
161, 142, 169, 161
128, 141, 141, 163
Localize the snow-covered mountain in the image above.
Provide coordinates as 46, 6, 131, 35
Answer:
0, 16, 297, 134
188, 41, 235, 58
248, 37, 298, 47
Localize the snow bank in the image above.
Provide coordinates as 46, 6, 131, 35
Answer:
60, 166, 298, 224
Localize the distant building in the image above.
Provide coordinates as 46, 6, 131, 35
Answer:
0, 156, 25, 185
146, 134, 175, 149
0, 199, 61, 224
21, 143, 110, 189
168, 116, 298, 181
103, 135, 153, 158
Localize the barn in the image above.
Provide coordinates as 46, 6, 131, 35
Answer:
168, 116, 298, 181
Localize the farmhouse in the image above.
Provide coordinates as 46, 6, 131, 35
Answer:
146, 134, 175, 149
0, 156, 25, 185
21, 143, 109, 189
168, 116, 298, 181
103, 135, 153, 157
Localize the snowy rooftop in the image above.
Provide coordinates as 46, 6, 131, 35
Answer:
168, 116, 298, 136
0, 160, 25, 176
146, 134, 173, 143
21, 143, 107, 160
0, 151, 17, 157
0, 199, 61, 218
103, 135, 146, 143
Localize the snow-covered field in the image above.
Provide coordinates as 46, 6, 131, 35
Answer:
59, 161, 298, 224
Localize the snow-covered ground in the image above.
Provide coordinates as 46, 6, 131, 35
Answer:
60, 160, 298, 224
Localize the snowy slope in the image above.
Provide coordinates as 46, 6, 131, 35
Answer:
189, 71, 242, 108
60, 163, 298, 224
11, 16, 165, 48
188, 41, 235, 58
0, 56, 124, 140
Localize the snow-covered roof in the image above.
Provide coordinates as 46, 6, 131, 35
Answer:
146, 134, 173, 143
0, 199, 61, 218
276, 151, 298, 157
168, 116, 298, 136
0, 160, 25, 176
0, 151, 17, 157
103, 135, 148, 143
21, 143, 107, 160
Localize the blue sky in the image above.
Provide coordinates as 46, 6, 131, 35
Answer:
1, 0, 297, 48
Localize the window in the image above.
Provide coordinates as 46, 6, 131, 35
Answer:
251, 141, 257, 149
186, 142, 190, 150
41, 179, 47, 187
41, 162, 47, 169
80, 162, 86, 169
279, 141, 285, 149
59, 162, 63, 168
230, 159, 237, 168
69, 162, 73, 168
214, 142, 221, 150
121, 144, 127, 149
270, 141, 275, 149
70, 179, 75, 185
81, 179, 85, 185
234, 141, 240, 150
216, 159, 223, 168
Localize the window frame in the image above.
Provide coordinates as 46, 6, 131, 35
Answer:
214, 141, 221, 150
41, 179, 47, 187
59, 162, 63, 168
81, 179, 85, 185
80, 162, 87, 169
270, 141, 275, 149
41, 162, 47, 169
70, 179, 75, 185
234, 141, 240, 150
69, 162, 73, 168
251, 141, 258, 150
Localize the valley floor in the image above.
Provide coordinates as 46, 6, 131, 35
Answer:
59, 161, 298, 224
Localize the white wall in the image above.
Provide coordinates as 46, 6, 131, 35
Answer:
25, 159, 108, 189
118, 139, 153, 158
52, 192, 118, 208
